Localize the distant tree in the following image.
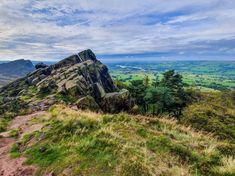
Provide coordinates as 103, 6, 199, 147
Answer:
143, 75, 150, 88
152, 73, 160, 87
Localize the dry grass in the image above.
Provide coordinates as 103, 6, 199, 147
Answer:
214, 156, 235, 174
12, 105, 235, 176
43, 104, 103, 121
204, 144, 218, 157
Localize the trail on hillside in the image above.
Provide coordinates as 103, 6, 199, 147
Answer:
0, 112, 45, 176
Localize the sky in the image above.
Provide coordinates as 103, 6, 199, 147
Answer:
0, 0, 235, 61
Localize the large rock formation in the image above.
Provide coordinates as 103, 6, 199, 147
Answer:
0, 49, 133, 113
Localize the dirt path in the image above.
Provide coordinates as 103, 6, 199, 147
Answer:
0, 112, 46, 176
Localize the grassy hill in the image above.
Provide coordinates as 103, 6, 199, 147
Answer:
8, 105, 235, 176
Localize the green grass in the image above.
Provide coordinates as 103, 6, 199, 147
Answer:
12, 105, 235, 176
9, 128, 20, 137
182, 91, 235, 142
10, 143, 21, 158
0, 118, 8, 132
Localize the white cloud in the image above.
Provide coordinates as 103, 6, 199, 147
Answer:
0, 0, 234, 60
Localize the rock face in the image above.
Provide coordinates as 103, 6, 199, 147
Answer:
0, 49, 133, 113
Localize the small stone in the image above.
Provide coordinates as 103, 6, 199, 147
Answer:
39, 146, 46, 153
39, 132, 46, 141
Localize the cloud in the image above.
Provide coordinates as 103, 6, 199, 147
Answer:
0, 0, 234, 60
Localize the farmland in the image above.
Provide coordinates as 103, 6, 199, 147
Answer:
105, 60, 235, 91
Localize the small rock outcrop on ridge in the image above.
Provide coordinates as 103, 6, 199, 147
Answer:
35, 62, 48, 69
0, 49, 133, 113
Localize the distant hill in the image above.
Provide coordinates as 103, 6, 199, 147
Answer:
0, 59, 34, 76
0, 59, 35, 87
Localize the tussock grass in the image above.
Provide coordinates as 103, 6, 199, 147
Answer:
47, 105, 103, 121
214, 156, 235, 175
13, 105, 235, 176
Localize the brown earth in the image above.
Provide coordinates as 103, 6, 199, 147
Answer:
0, 112, 46, 176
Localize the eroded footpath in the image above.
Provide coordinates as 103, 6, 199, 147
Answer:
0, 112, 45, 176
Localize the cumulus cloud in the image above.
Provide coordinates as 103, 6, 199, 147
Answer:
0, 0, 234, 60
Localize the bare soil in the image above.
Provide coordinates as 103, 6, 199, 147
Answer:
0, 112, 46, 176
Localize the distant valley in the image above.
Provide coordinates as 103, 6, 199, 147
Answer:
106, 60, 235, 91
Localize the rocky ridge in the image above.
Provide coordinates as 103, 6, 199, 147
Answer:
0, 49, 132, 114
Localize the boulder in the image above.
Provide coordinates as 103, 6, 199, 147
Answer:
35, 62, 48, 69
76, 96, 101, 112
99, 89, 133, 113
38, 80, 58, 94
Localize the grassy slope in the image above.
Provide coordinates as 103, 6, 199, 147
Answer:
182, 91, 235, 142
11, 105, 235, 176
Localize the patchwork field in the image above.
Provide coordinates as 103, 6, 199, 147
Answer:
105, 60, 235, 91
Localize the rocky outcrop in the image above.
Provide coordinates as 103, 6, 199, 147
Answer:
100, 89, 134, 113
0, 49, 133, 113
35, 63, 48, 69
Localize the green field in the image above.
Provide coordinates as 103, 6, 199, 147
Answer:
106, 60, 235, 91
